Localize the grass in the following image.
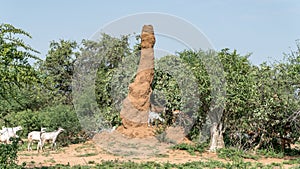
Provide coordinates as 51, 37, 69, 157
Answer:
74, 142, 99, 158
42, 150, 51, 157
28, 159, 291, 169
257, 149, 285, 158
217, 147, 260, 161
17, 156, 300, 168
283, 158, 300, 165
44, 158, 56, 163
87, 161, 95, 164
155, 153, 169, 158
76, 152, 98, 157
74, 143, 95, 153
16, 140, 300, 168
171, 142, 207, 155
18, 152, 38, 156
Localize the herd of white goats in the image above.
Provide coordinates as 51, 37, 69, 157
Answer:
0, 126, 64, 152
0, 109, 182, 152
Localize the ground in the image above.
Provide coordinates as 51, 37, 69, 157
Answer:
17, 130, 300, 168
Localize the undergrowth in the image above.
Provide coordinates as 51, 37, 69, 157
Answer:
18, 159, 295, 169
217, 148, 259, 161
171, 143, 207, 155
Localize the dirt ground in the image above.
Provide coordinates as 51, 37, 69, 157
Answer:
17, 130, 299, 168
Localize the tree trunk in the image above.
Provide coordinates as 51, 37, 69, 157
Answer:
209, 122, 225, 151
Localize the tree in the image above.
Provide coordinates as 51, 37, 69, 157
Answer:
179, 49, 257, 150
38, 40, 78, 105
250, 41, 300, 151
73, 34, 131, 131
0, 23, 40, 114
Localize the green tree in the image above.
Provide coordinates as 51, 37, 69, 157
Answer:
0, 23, 40, 115
38, 40, 78, 105
250, 42, 300, 151
73, 34, 131, 131
178, 49, 257, 150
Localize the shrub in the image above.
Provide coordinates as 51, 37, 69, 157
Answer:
3, 110, 42, 138
171, 143, 207, 155
0, 138, 23, 168
217, 148, 259, 161
39, 104, 83, 145
3, 104, 83, 146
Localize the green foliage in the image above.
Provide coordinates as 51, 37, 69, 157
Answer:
248, 61, 300, 150
257, 149, 285, 158
152, 55, 184, 125
39, 104, 82, 145
74, 34, 132, 132
17, 159, 290, 169
215, 49, 259, 148
151, 54, 204, 139
171, 143, 207, 155
2, 23, 300, 164
283, 158, 300, 165
38, 39, 78, 105
178, 50, 227, 141
153, 56, 183, 107
0, 23, 40, 114
178, 48, 300, 150
217, 148, 259, 161
0, 138, 22, 168
2, 104, 82, 145
3, 109, 41, 137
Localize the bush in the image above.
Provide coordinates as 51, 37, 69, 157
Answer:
217, 148, 259, 161
171, 143, 207, 155
3, 104, 84, 146
3, 110, 42, 138
0, 138, 23, 168
39, 104, 83, 145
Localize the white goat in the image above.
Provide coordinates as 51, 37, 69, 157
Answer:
148, 111, 165, 127
27, 127, 47, 151
0, 126, 23, 143
40, 127, 64, 151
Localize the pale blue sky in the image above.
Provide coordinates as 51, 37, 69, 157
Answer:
1, 0, 299, 65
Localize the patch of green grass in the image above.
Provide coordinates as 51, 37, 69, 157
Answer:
217, 148, 259, 161
41, 150, 51, 157
171, 143, 207, 155
122, 143, 138, 148
155, 153, 169, 158
74, 143, 95, 153
18, 142, 28, 151
121, 151, 136, 157
132, 157, 140, 160
10, 158, 300, 169
283, 148, 300, 156
257, 149, 285, 158
283, 158, 300, 165
88, 161, 95, 164
18, 152, 38, 156
76, 152, 98, 157
44, 158, 56, 163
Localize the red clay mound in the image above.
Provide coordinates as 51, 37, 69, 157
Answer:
119, 25, 155, 137
93, 25, 188, 158
93, 126, 187, 158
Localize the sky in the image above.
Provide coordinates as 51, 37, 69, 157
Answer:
1, 0, 299, 65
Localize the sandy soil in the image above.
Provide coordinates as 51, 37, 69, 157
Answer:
17, 130, 299, 168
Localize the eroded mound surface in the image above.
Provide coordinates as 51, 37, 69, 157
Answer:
93, 126, 186, 158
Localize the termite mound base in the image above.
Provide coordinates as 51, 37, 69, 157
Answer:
117, 98, 155, 138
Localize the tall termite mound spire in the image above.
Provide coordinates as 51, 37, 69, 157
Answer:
118, 25, 155, 137
129, 25, 155, 111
